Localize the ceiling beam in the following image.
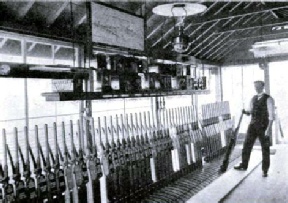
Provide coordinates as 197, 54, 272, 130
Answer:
184, 3, 288, 33
229, 30, 288, 42
222, 54, 288, 66
18, 0, 35, 18
150, 3, 288, 49
216, 31, 288, 61
218, 18, 288, 34
166, 13, 280, 56
46, 2, 69, 25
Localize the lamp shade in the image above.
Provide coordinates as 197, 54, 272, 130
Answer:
152, 3, 207, 17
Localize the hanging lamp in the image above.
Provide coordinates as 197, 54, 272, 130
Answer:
152, 3, 207, 53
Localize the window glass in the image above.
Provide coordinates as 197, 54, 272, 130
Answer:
54, 46, 76, 63
26, 42, 53, 65
0, 38, 22, 62
270, 60, 288, 137
222, 64, 264, 133
197, 68, 217, 115
0, 32, 81, 158
0, 78, 25, 132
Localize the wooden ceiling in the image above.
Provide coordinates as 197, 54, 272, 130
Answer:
1, 1, 288, 65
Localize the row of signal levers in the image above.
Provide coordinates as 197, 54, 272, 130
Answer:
0, 101, 234, 203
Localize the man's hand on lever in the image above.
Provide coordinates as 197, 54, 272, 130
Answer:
242, 109, 251, 116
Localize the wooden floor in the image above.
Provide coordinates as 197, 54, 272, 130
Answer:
222, 143, 288, 203
186, 146, 262, 203
186, 142, 288, 203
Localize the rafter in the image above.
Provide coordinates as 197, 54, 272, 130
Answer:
213, 31, 288, 61
209, 41, 234, 59
243, 2, 254, 9
0, 38, 8, 49
249, 13, 265, 25
228, 30, 288, 42
147, 18, 169, 39
219, 18, 288, 34
222, 17, 235, 27
189, 32, 216, 54
188, 23, 206, 37
18, 0, 35, 18
240, 29, 256, 38
229, 1, 243, 13
256, 2, 264, 7
188, 4, 288, 30
46, 2, 69, 25
212, 41, 242, 61
193, 33, 224, 56
212, 40, 242, 60
200, 1, 219, 16
262, 13, 273, 21
163, 41, 171, 49
151, 22, 174, 47
213, 1, 231, 16
211, 43, 234, 60
204, 3, 288, 25
242, 14, 256, 25
190, 20, 220, 45
230, 15, 246, 27
204, 32, 235, 58
161, 14, 285, 58
270, 10, 279, 19
150, 3, 288, 49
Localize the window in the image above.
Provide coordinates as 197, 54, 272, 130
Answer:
0, 30, 82, 152
222, 64, 264, 133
